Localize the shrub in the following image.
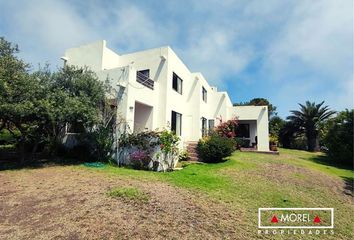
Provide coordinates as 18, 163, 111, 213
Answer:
119, 131, 160, 150
130, 149, 151, 170
324, 109, 353, 166
214, 117, 238, 138
80, 125, 114, 163
178, 149, 189, 161
0, 129, 20, 145
119, 130, 180, 171
159, 130, 179, 155
290, 134, 307, 150
56, 143, 91, 162
197, 134, 236, 163
269, 135, 279, 145
234, 137, 249, 149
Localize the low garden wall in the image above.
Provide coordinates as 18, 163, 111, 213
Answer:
117, 130, 180, 172
117, 145, 179, 172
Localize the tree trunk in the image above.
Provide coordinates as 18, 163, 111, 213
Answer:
18, 138, 26, 165
29, 140, 39, 162
307, 134, 320, 152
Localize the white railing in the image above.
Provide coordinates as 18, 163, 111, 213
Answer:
136, 71, 154, 90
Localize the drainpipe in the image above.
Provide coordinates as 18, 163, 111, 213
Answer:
115, 66, 129, 166
116, 109, 120, 166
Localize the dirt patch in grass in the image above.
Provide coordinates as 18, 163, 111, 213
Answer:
0, 166, 241, 240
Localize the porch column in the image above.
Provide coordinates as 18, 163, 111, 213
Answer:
256, 109, 269, 151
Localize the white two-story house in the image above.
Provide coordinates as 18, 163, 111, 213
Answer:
62, 40, 270, 151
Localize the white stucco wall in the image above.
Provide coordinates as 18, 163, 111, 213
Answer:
64, 40, 105, 71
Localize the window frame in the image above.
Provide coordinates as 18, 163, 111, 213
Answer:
171, 110, 182, 136
136, 69, 154, 90
202, 87, 207, 102
208, 119, 215, 131
172, 72, 183, 94
201, 117, 207, 137
137, 69, 150, 78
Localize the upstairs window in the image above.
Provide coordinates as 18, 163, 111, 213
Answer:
138, 69, 150, 78
202, 87, 207, 102
136, 69, 154, 90
171, 111, 182, 136
172, 72, 183, 94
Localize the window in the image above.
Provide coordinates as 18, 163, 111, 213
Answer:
208, 119, 215, 131
201, 117, 207, 137
171, 111, 182, 136
172, 72, 183, 94
202, 87, 207, 102
138, 69, 150, 77
236, 124, 250, 138
136, 69, 154, 90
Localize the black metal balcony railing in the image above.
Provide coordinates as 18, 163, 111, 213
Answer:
136, 71, 154, 90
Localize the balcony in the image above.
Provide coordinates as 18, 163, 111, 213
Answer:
136, 71, 154, 90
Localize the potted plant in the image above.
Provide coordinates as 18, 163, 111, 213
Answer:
269, 135, 278, 151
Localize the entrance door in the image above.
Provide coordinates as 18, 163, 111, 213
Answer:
134, 101, 153, 132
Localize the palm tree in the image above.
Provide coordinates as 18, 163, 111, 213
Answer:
287, 101, 335, 152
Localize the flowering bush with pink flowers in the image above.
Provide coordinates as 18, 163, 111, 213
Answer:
130, 149, 151, 170
215, 117, 239, 138
118, 130, 180, 171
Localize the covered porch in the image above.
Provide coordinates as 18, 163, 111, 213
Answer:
228, 105, 270, 151
236, 120, 258, 149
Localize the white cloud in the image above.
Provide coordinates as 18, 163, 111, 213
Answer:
261, 0, 353, 113
177, 28, 253, 86
264, 1, 352, 80
0, 0, 175, 66
0, 0, 352, 113
1, 0, 99, 67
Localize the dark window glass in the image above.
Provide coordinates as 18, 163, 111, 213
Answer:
138, 69, 150, 77
201, 117, 207, 137
236, 124, 250, 138
171, 111, 182, 136
208, 119, 215, 130
172, 72, 183, 94
202, 87, 207, 102
136, 69, 154, 89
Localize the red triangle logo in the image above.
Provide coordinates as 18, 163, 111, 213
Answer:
313, 215, 321, 223
271, 215, 278, 223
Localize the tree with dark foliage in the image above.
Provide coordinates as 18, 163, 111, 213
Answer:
324, 109, 353, 166
287, 101, 335, 152
0, 37, 107, 164
234, 98, 277, 117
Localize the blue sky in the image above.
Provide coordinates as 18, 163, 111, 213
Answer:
0, 0, 352, 117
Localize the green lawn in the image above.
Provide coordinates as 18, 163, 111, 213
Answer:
84, 148, 353, 239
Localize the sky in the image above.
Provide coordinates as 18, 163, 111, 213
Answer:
0, 0, 353, 117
